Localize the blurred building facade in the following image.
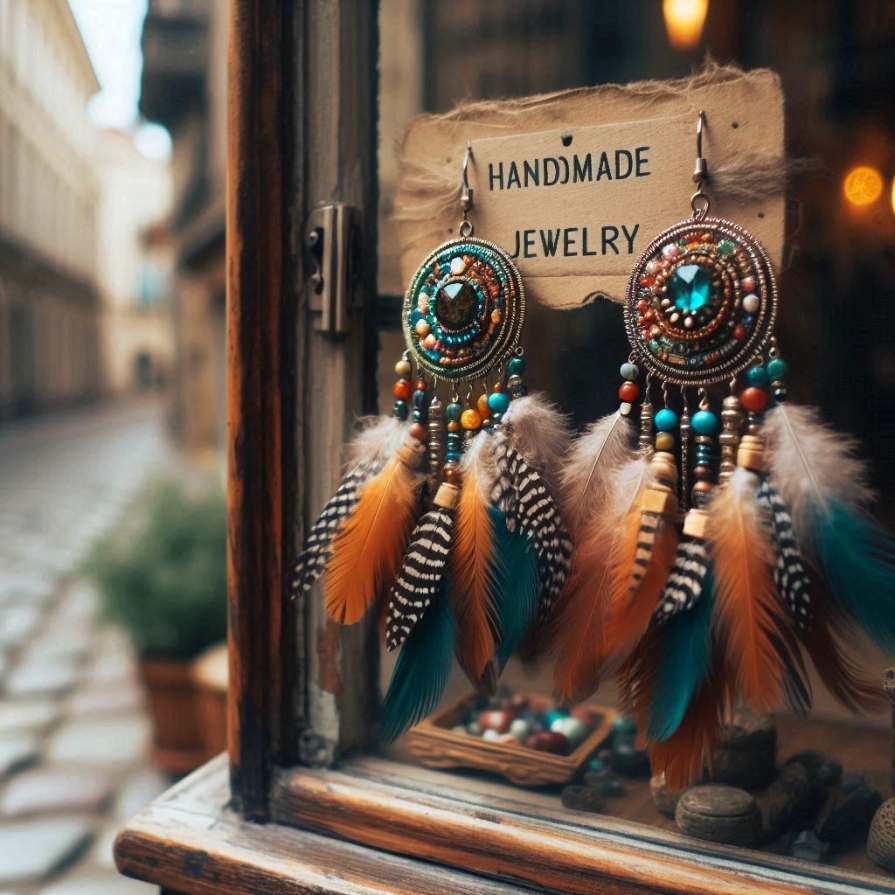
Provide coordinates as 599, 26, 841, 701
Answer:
96, 129, 175, 395
140, 0, 227, 454
0, 0, 102, 418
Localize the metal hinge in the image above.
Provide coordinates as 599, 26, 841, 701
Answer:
306, 204, 360, 337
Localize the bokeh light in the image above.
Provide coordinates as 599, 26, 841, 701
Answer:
662, 0, 709, 51
843, 165, 884, 207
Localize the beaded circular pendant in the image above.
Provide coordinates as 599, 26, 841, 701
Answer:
624, 218, 777, 386
403, 237, 525, 381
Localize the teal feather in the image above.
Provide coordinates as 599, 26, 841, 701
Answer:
380, 578, 456, 743
816, 501, 895, 652
489, 508, 540, 669
647, 568, 715, 743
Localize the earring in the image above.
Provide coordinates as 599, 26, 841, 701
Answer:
553, 112, 889, 789
291, 146, 571, 742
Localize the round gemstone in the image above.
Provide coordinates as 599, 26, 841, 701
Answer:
669, 264, 711, 312
691, 410, 720, 435
436, 281, 478, 329
654, 408, 679, 431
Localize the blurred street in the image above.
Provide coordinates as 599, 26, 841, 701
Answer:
0, 400, 172, 894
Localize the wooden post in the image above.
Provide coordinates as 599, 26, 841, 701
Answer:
226, 0, 380, 819
226, 0, 293, 818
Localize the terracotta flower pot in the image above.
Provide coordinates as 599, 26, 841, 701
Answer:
191, 643, 228, 760
139, 658, 207, 775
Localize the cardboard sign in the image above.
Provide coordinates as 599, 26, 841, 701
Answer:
395, 68, 785, 309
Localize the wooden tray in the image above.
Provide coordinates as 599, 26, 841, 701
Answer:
405, 691, 617, 787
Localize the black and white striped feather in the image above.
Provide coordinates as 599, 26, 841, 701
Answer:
385, 508, 455, 651
290, 460, 377, 599
490, 429, 517, 525
503, 445, 571, 624
630, 512, 661, 594
757, 478, 813, 632
655, 538, 710, 625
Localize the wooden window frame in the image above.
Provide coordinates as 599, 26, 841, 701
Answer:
115, 2, 895, 893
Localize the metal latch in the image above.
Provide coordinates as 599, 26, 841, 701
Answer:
306, 204, 360, 337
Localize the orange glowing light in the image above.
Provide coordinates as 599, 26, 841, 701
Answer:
843, 166, 884, 206
663, 0, 709, 50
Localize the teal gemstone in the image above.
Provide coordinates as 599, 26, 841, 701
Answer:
393, 401, 409, 421
508, 356, 527, 375
669, 264, 711, 312
767, 358, 789, 381
692, 410, 720, 435
654, 408, 679, 431
544, 708, 568, 727
612, 716, 637, 737
718, 240, 734, 255
488, 392, 510, 414
746, 366, 769, 387
446, 402, 462, 422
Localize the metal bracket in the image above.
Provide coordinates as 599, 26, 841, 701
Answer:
306, 204, 360, 337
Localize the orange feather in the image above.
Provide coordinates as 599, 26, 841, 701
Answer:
551, 525, 611, 703
602, 504, 678, 667
708, 467, 804, 712
802, 582, 884, 714
451, 471, 498, 685
648, 653, 733, 790
324, 441, 423, 625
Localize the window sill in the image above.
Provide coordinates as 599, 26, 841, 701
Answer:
116, 752, 895, 895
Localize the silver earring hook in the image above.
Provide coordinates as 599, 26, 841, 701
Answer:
460, 143, 474, 238
690, 110, 710, 220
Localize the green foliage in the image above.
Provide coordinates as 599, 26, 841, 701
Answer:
86, 479, 227, 660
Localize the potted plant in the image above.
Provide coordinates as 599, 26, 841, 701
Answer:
86, 479, 227, 773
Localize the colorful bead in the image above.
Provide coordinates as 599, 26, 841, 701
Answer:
408, 422, 428, 442
620, 402, 633, 417
766, 358, 789, 381
655, 432, 675, 452
414, 319, 431, 337
620, 362, 639, 381
745, 366, 769, 387
411, 389, 429, 409
394, 359, 412, 377
691, 410, 720, 435
619, 381, 641, 402
488, 391, 511, 414
415, 379, 428, 392
477, 394, 491, 418
508, 356, 527, 376
654, 408, 679, 431
742, 294, 760, 314
446, 421, 461, 433
460, 409, 482, 430
393, 401, 409, 421
740, 276, 756, 292
393, 379, 413, 401
446, 402, 462, 422
740, 387, 768, 412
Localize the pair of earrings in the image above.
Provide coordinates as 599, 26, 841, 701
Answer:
293, 113, 895, 788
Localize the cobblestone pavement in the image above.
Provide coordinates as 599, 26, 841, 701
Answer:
0, 401, 177, 894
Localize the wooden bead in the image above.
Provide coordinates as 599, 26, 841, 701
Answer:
415, 379, 428, 391
394, 359, 411, 377
619, 381, 641, 402
408, 422, 428, 442
393, 379, 413, 401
